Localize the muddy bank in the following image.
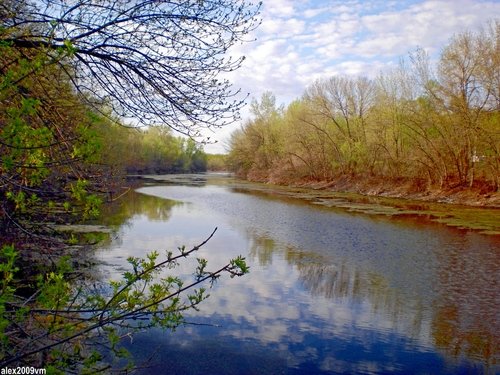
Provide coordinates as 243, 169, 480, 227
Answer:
253, 174, 500, 208
235, 182, 500, 236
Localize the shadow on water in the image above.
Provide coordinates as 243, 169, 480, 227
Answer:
95, 175, 499, 374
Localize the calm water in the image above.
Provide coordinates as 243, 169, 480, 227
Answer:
96, 174, 499, 374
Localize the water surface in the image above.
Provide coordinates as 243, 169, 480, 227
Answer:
96, 174, 499, 374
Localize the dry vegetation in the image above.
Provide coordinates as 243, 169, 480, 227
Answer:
227, 21, 500, 207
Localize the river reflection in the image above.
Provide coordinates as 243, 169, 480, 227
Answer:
432, 234, 499, 365
96, 176, 499, 374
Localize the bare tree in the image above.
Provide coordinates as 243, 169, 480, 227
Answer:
1, 0, 261, 136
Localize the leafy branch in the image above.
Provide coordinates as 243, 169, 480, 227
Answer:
0, 228, 248, 371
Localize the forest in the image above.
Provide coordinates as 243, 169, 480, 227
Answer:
227, 21, 499, 199
96, 124, 208, 174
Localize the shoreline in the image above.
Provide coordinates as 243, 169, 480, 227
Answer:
128, 173, 500, 235
246, 174, 500, 209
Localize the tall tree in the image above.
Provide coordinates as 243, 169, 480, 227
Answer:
2, 0, 261, 136
431, 21, 499, 187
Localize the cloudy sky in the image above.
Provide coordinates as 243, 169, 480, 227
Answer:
204, 0, 500, 153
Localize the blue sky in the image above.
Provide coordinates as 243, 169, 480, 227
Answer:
205, 0, 500, 153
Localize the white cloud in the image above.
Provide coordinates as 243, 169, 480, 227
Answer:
262, 0, 296, 18
303, 6, 330, 19
260, 17, 306, 37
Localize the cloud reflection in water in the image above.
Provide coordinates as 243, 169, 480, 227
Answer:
96, 181, 499, 374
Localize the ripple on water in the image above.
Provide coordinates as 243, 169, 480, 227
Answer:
96, 179, 500, 374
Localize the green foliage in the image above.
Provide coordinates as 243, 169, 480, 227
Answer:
206, 153, 228, 171
228, 21, 500, 191
228, 92, 286, 179
0, 234, 249, 371
93, 121, 208, 174
0, 245, 18, 348
0, 38, 107, 238
36, 257, 72, 310
72, 124, 102, 163
230, 255, 250, 275
68, 180, 102, 219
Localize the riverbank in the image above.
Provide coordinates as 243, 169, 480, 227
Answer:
246, 174, 500, 208
289, 177, 500, 208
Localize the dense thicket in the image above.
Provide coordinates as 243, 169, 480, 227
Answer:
228, 22, 500, 193
206, 153, 229, 171
0, 39, 106, 248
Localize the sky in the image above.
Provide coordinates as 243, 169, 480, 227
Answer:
204, 0, 500, 153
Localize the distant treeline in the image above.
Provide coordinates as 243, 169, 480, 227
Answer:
206, 153, 228, 171
95, 123, 208, 174
227, 21, 499, 192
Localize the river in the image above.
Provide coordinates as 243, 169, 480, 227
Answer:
95, 174, 499, 374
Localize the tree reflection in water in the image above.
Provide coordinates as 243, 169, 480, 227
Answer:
246, 229, 499, 366
97, 181, 499, 373
432, 233, 499, 367
100, 189, 180, 227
